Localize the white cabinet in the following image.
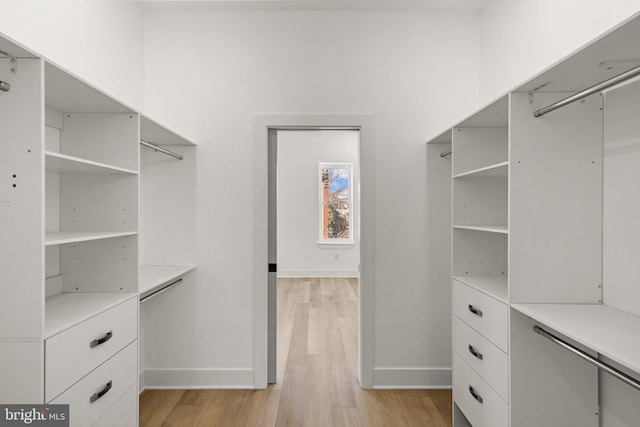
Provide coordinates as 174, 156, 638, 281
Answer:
0, 32, 195, 426
427, 13, 640, 427
442, 95, 510, 426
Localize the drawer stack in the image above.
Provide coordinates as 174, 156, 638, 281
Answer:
45, 297, 138, 427
452, 279, 509, 427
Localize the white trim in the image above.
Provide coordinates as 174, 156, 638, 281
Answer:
254, 114, 375, 389
317, 241, 355, 247
143, 368, 255, 389
277, 270, 360, 278
373, 367, 452, 389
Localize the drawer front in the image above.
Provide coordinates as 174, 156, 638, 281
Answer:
453, 390, 483, 427
453, 353, 508, 427
453, 315, 509, 402
452, 279, 508, 351
50, 341, 137, 427
46, 297, 137, 401
92, 383, 137, 427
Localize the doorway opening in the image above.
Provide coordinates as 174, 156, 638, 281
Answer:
254, 114, 374, 389
269, 129, 361, 386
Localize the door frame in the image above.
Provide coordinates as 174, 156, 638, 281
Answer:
253, 114, 375, 389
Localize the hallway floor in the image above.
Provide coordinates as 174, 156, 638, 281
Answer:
140, 278, 452, 426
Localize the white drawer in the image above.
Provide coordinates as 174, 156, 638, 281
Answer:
50, 341, 137, 427
453, 315, 509, 402
452, 279, 508, 351
92, 382, 137, 427
453, 390, 483, 427
46, 297, 137, 401
453, 353, 508, 427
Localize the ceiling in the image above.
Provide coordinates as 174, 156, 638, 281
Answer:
134, 0, 488, 11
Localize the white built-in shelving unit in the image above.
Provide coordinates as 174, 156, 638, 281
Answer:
0, 30, 195, 426
427, 12, 640, 427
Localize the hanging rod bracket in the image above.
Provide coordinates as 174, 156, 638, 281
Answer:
0, 80, 10, 92
533, 325, 640, 391
140, 139, 183, 160
533, 64, 640, 118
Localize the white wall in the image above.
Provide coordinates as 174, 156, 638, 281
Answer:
143, 9, 480, 387
478, 0, 640, 104
1, 0, 145, 109
277, 130, 359, 278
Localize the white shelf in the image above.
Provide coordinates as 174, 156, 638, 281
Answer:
512, 303, 640, 375
453, 225, 508, 234
45, 292, 137, 338
140, 115, 196, 146
45, 231, 137, 246
139, 265, 195, 299
453, 161, 508, 179
45, 151, 138, 175
453, 276, 508, 303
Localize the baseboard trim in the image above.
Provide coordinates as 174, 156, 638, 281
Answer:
277, 270, 359, 278
373, 367, 452, 389
143, 368, 255, 389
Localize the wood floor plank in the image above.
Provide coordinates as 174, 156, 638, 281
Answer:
140, 278, 452, 427
139, 389, 185, 426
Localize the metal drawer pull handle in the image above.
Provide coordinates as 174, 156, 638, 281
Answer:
468, 344, 483, 360
90, 331, 113, 348
468, 304, 483, 317
468, 385, 483, 404
90, 381, 112, 403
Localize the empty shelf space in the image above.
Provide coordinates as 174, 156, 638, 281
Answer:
139, 265, 195, 297
45, 231, 137, 246
453, 276, 508, 303
512, 303, 640, 375
45, 292, 137, 338
45, 151, 138, 175
453, 161, 508, 179
453, 225, 508, 234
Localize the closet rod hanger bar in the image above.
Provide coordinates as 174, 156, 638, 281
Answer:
0, 80, 10, 92
440, 149, 452, 158
533, 326, 640, 391
140, 278, 183, 303
533, 64, 640, 117
140, 139, 183, 160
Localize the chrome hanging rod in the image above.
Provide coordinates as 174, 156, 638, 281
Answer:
440, 149, 452, 158
533, 64, 640, 118
533, 326, 640, 391
140, 278, 183, 303
0, 80, 9, 92
140, 139, 183, 160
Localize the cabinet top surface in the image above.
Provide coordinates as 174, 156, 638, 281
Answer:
512, 303, 640, 375
45, 292, 137, 338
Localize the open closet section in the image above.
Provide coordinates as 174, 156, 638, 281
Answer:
427, 12, 640, 427
0, 31, 195, 426
138, 117, 196, 391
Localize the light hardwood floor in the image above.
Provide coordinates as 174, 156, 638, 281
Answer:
139, 278, 452, 426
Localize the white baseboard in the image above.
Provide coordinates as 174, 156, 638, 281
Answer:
373, 367, 452, 389
143, 368, 255, 389
277, 270, 359, 278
